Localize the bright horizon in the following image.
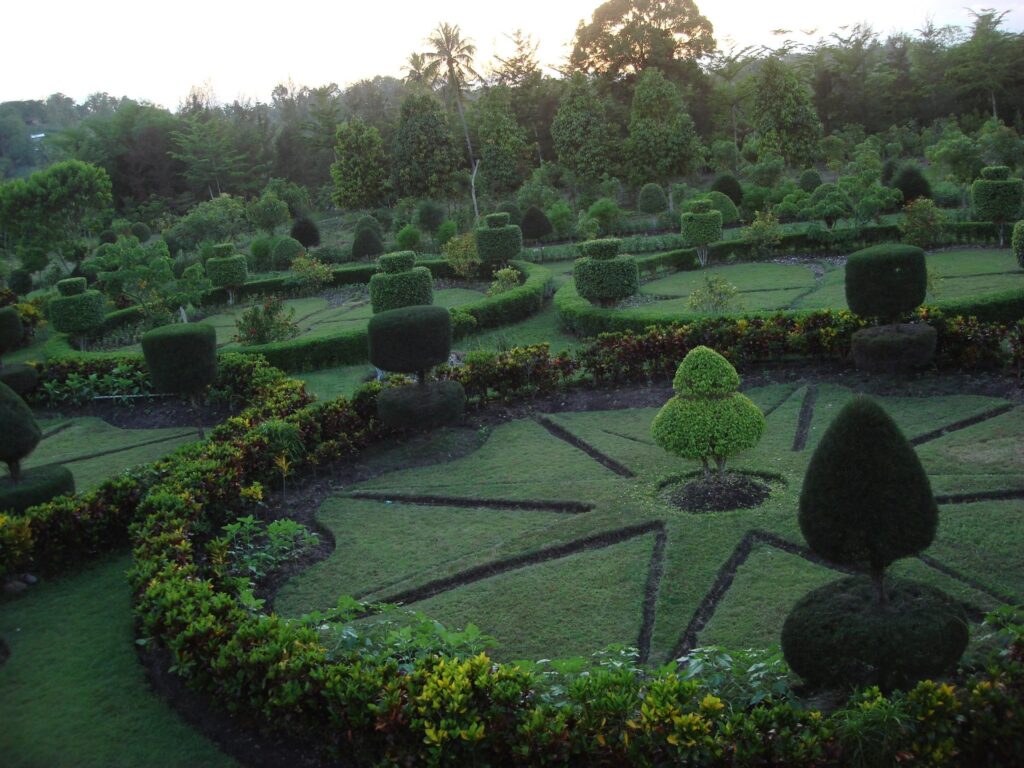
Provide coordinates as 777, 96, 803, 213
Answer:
4, 0, 1023, 109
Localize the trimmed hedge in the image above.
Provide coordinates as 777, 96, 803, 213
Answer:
1014, 220, 1024, 268
369, 266, 433, 313
141, 323, 218, 396
574, 256, 639, 306
352, 227, 384, 261
206, 255, 248, 304
476, 217, 523, 264
0, 465, 75, 516
850, 323, 937, 373
845, 243, 927, 319
368, 305, 451, 374
377, 379, 465, 431
378, 251, 416, 274
577, 238, 621, 260
56, 277, 87, 296
48, 290, 106, 335
0, 381, 40, 480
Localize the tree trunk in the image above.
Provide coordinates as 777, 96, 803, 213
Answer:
470, 160, 480, 222
191, 393, 205, 440
715, 456, 726, 481
453, 87, 474, 166
871, 566, 887, 607
8, 459, 21, 483
701, 457, 711, 481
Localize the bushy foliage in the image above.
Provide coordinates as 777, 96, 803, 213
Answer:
290, 217, 320, 248
378, 380, 466, 431
486, 267, 521, 297
391, 95, 459, 199
287, 254, 333, 295
354, 214, 383, 239
443, 233, 482, 279
845, 244, 927, 319
369, 266, 433, 314
551, 73, 618, 186
577, 238, 621, 260
352, 227, 384, 261
899, 198, 947, 248
637, 183, 668, 214
971, 165, 1023, 244
271, 236, 304, 270
164, 194, 247, 253
686, 274, 742, 313
686, 191, 738, 226
206, 254, 248, 303
626, 69, 703, 186
850, 323, 938, 373
378, 251, 416, 274
130, 222, 151, 241
249, 235, 282, 271
798, 169, 822, 193
368, 304, 452, 375
416, 199, 446, 233
247, 192, 290, 235
141, 323, 217, 396
892, 163, 931, 202
436, 220, 458, 248
396, 224, 422, 251
475, 216, 523, 265
651, 346, 765, 478
56, 277, 87, 296
1013, 220, 1024, 269
709, 172, 743, 205
520, 206, 553, 241
99, 229, 117, 244
573, 255, 640, 307
0, 381, 41, 481
0, 464, 74, 517
234, 297, 299, 345
496, 201, 522, 226
586, 197, 623, 235
742, 209, 783, 257
47, 290, 106, 337
331, 118, 390, 209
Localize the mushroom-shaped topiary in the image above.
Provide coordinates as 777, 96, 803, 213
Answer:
206, 254, 248, 305
681, 200, 722, 268
782, 396, 966, 689
352, 226, 385, 262
637, 183, 668, 214
651, 346, 765, 480
48, 289, 106, 350
141, 323, 218, 439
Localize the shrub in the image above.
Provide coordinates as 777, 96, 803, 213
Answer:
742, 209, 782, 257
130, 222, 151, 241
0, 307, 23, 362
443, 233, 481, 279
845, 243, 927, 320
290, 217, 321, 248
416, 199, 446, 233
206, 254, 248, 304
436, 219, 458, 248
710, 172, 743, 205
520, 206, 553, 241
892, 163, 931, 202
141, 323, 218, 397
577, 238, 621, 260
369, 266, 433, 313
1013, 220, 1024, 269
651, 346, 765, 479
798, 169, 822, 193
487, 267, 521, 297
249, 235, 282, 272
378, 380, 466, 431
354, 214, 383, 239
352, 227, 384, 261
496, 201, 522, 226
235, 297, 299, 345
782, 577, 968, 690
271, 237, 304, 270
396, 224, 422, 251
681, 200, 723, 267
971, 165, 1023, 245
573, 256, 639, 306
547, 200, 575, 239
247, 191, 290, 235
0, 381, 41, 481
48, 290, 106, 340
368, 305, 452, 377
686, 274, 742, 313
476, 217, 523, 266
686, 191, 738, 226
637, 183, 668, 214
56, 277, 87, 296
0, 464, 75, 516
98, 229, 117, 244
8, 270, 31, 296
288, 254, 332, 295
899, 198, 947, 249
379, 251, 417, 273
586, 197, 623, 235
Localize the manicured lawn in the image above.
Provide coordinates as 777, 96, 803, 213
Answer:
0, 555, 234, 768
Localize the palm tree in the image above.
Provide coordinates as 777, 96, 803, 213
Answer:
403, 52, 439, 90
422, 22, 481, 167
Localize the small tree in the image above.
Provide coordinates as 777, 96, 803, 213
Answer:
651, 346, 765, 480
475, 213, 523, 268
971, 165, 1023, 246
520, 206, 553, 243
681, 200, 722, 267
845, 244, 927, 322
900, 199, 947, 249
290, 217, 320, 248
572, 238, 639, 307
207, 254, 248, 305
638, 183, 668, 215
352, 227, 385, 262
892, 163, 931, 202
709, 172, 743, 205
141, 324, 218, 439
443, 233, 481, 279
48, 288, 106, 350
247, 192, 290, 235
416, 199, 446, 235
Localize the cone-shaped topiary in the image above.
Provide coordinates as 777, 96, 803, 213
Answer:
521, 206, 553, 242
799, 396, 937, 598
638, 183, 668, 214
352, 227, 385, 262
0, 307, 23, 366
141, 323, 217, 438
290, 216, 320, 248
651, 346, 765, 479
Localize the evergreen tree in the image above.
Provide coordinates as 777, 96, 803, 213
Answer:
390, 95, 460, 200
331, 117, 390, 210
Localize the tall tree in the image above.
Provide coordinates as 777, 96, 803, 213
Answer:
626, 68, 703, 187
390, 94, 459, 199
403, 53, 439, 90
470, 88, 532, 196
945, 9, 1022, 120
422, 23, 481, 167
570, 0, 716, 79
331, 118, 390, 209
551, 74, 619, 190
171, 114, 247, 199
752, 58, 822, 168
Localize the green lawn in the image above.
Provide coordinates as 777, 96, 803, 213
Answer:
0, 555, 234, 768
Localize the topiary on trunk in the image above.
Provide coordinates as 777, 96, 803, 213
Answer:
206, 254, 248, 305
651, 346, 765, 480
352, 227, 385, 262
681, 200, 722, 268
845, 243, 927, 322
971, 165, 1023, 246
48, 290, 106, 350
0, 381, 41, 483
141, 323, 218, 439
637, 183, 668, 214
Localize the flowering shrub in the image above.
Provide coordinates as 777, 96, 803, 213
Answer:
234, 296, 299, 345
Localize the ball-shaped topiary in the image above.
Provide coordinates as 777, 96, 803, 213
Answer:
476, 215, 523, 266
249, 235, 281, 271
290, 217, 321, 248
573, 256, 639, 306
892, 164, 931, 202
130, 222, 152, 241
681, 201, 723, 267
798, 169, 822, 193
352, 227, 385, 261
520, 206, 553, 242
651, 346, 765, 479
368, 305, 452, 379
972, 165, 1023, 246
48, 290, 106, 340
844, 243, 927, 320
207, 254, 248, 305
56, 277, 87, 296
396, 224, 422, 252
0, 463, 75, 515
1013, 220, 1024, 269
0, 381, 41, 482
0, 364, 38, 397
638, 183, 668, 214
710, 172, 743, 206
0, 307, 23, 364
781, 577, 968, 690
98, 229, 117, 245
271, 237, 304, 270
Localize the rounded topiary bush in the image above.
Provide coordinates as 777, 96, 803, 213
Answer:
851, 323, 938, 373
1013, 220, 1024, 269
48, 290, 106, 337
352, 227, 385, 261
652, 347, 765, 480
844, 243, 927, 320
8, 269, 31, 296
141, 323, 218, 397
417, 200, 447, 233
638, 183, 668, 214
681, 200, 723, 267
476, 214, 523, 266
354, 214, 383, 239
573, 256, 639, 306
249, 235, 281, 271
0, 307, 23, 362
290, 217, 321, 248
377, 380, 466, 432
369, 266, 433, 314
798, 169, 822, 193
207, 254, 248, 304
99, 229, 117, 245
378, 251, 416, 274
130, 222, 151, 241
781, 577, 968, 690
271, 237, 304, 270
0, 381, 40, 482
892, 164, 931, 202
710, 172, 743, 206
576, 238, 621, 260
368, 305, 451, 377
0, 464, 75, 516
0, 364, 38, 397
56, 277, 87, 297
496, 201, 522, 226
520, 206, 553, 242
396, 224, 422, 252
687, 191, 738, 226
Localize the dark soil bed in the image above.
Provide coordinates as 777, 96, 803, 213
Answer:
665, 473, 772, 513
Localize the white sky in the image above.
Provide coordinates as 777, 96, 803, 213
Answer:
3, 0, 1022, 109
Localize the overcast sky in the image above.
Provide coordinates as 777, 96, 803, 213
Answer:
3, 0, 1022, 109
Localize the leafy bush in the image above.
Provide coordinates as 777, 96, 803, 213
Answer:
710, 172, 743, 205
234, 297, 299, 345
130, 222, 151, 241
547, 200, 575, 239
0, 464, 75, 516
271, 236, 304, 270
247, 191, 290, 235
487, 267, 521, 297
637, 183, 668, 214
290, 217, 321, 248
845, 244, 927, 320
651, 346, 765, 478
141, 323, 218, 398
686, 275, 742, 313
352, 227, 384, 261
368, 304, 452, 376
249, 235, 282, 272
0, 381, 41, 481
416, 199, 446, 233
798, 169, 822, 193
378, 380, 466, 431
219, 514, 318, 582
485, 212, 510, 227
681, 201, 723, 267
436, 219, 458, 248
48, 290, 106, 338
577, 238, 621, 260
56, 277, 86, 296
206, 254, 248, 304
586, 197, 623, 235
369, 266, 433, 313
0, 307, 23, 361
379, 251, 417, 274
288, 254, 333, 295
685, 191, 738, 226
1013, 220, 1024, 269
476, 217, 523, 266
165, 194, 247, 253
443, 233, 481, 279
573, 256, 639, 306
496, 201, 522, 225
850, 323, 937, 373
396, 224, 422, 251
742, 209, 782, 256
899, 198, 947, 249
520, 206, 553, 241
971, 165, 1023, 245
892, 163, 931, 202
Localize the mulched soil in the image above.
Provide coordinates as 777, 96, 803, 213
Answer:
666, 473, 772, 513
